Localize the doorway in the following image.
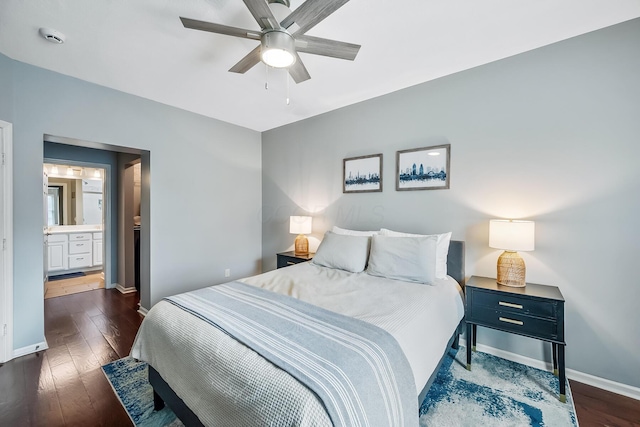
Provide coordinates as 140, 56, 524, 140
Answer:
43, 134, 151, 314
43, 161, 108, 298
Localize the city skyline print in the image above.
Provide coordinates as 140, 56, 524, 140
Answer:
343, 153, 383, 193
396, 144, 450, 191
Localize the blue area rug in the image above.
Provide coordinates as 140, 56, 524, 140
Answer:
104, 347, 578, 426
420, 346, 578, 426
102, 358, 182, 427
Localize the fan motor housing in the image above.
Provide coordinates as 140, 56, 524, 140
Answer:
261, 30, 296, 68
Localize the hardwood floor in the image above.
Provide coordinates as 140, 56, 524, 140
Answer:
45, 271, 105, 299
571, 380, 640, 427
0, 288, 140, 426
1, 288, 638, 426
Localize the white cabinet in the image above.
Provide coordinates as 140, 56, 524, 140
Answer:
69, 254, 92, 269
93, 232, 103, 266
69, 232, 92, 242
47, 234, 68, 272
46, 230, 103, 274
69, 240, 91, 255
67, 233, 92, 268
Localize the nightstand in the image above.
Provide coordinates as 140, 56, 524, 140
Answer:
465, 275, 566, 402
276, 251, 314, 269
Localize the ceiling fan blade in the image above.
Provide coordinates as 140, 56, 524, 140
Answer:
281, 0, 350, 35
229, 46, 262, 74
242, 0, 279, 30
295, 35, 360, 61
180, 17, 261, 40
288, 54, 311, 83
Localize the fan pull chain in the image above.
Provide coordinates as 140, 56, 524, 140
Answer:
265, 64, 269, 90
286, 72, 290, 105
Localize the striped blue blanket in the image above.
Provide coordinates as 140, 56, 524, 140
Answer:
165, 281, 418, 427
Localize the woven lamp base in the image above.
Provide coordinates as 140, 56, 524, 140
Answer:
294, 234, 309, 255
496, 250, 526, 287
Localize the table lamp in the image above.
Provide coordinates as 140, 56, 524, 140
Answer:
290, 216, 312, 255
489, 219, 535, 287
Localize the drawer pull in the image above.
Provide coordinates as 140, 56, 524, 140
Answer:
499, 317, 523, 326
499, 301, 523, 309
287, 262, 296, 265
76, 257, 84, 261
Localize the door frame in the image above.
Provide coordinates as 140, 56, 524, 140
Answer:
43, 158, 112, 289
1, 120, 14, 363
42, 134, 151, 309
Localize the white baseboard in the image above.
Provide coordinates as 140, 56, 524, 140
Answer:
116, 283, 137, 294
137, 306, 148, 317
460, 338, 640, 401
13, 340, 48, 359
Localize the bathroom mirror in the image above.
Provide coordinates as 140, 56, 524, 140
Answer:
45, 164, 104, 226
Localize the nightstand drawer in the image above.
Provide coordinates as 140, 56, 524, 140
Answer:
277, 255, 306, 268
470, 306, 561, 341
277, 252, 314, 269
472, 289, 557, 319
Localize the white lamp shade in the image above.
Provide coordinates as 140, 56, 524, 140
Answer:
290, 216, 312, 235
489, 220, 535, 251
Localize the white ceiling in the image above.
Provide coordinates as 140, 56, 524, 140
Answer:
1, 0, 639, 132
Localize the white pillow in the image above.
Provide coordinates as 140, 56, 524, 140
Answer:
367, 234, 438, 284
332, 226, 378, 237
312, 232, 371, 273
379, 228, 452, 279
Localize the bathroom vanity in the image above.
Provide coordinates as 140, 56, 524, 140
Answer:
46, 225, 103, 276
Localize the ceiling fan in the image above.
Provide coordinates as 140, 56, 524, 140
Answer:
180, 0, 361, 83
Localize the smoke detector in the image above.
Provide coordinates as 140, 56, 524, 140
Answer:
39, 28, 66, 44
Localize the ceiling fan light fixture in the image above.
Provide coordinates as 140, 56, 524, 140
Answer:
261, 30, 296, 68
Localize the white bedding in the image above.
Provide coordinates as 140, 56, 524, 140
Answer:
241, 262, 465, 390
131, 263, 464, 426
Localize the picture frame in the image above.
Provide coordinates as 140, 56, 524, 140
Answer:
396, 144, 450, 191
343, 154, 383, 193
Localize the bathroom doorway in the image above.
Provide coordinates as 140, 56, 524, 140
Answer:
43, 161, 107, 298
42, 134, 151, 315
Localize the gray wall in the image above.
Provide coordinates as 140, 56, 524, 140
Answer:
0, 54, 12, 121
1, 54, 262, 350
43, 142, 119, 287
262, 19, 640, 388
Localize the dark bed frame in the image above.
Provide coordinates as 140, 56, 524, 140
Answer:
149, 240, 466, 426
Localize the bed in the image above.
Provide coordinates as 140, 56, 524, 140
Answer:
131, 234, 465, 427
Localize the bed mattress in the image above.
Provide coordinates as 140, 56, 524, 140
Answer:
131, 262, 464, 426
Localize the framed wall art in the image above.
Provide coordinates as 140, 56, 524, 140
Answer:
343, 154, 383, 193
396, 144, 450, 191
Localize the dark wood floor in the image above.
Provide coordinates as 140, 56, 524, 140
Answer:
571, 380, 640, 427
0, 288, 141, 426
1, 288, 639, 426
